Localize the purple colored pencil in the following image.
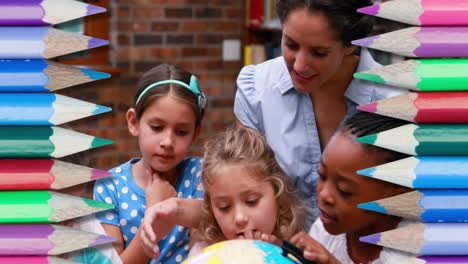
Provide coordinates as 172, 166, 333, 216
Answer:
0, 27, 108, 59
0, 0, 106, 26
418, 256, 468, 263
352, 27, 468, 58
0, 224, 114, 255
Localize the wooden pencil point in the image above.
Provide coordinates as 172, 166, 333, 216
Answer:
356, 134, 377, 145
353, 72, 385, 84
357, 5, 379, 16
356, 167, 375, 178
358, 201, 387, 214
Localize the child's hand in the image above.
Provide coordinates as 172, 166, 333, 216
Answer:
145, 169, 177, 207
290, 231, 341, 264
141, 197, 181, 258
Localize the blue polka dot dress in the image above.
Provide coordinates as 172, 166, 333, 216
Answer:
94, 157, 204, 264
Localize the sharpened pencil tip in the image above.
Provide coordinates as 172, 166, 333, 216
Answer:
91, 137, 113, 149
91, 169, 112, 181
357, 5, 379, 16
91, 234, 116, 247
357, 102, 377, 113
360, 233, 381, 245
356, 134, 377, 145
93, 105, 112, 115
357, 167, 376, 177
84, 197, 114, 210
88, 38, 109, 49
87, 4, 107, 16
81, 68, 111, 81
354, 72, 385, 84
358, 201, 387, 214
351, 36, 377, 47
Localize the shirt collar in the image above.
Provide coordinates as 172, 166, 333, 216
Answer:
276, 48, 380, 101
344, 48, 380, 105
276, 57, 296, 95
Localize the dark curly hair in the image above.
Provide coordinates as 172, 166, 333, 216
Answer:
276, 0, 374, 45
339, 111, 410, 163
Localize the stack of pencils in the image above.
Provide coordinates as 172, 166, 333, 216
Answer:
351, 1, 468, 263
0, 1, 115, 263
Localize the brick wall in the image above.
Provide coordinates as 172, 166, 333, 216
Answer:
63, 1, 245, 170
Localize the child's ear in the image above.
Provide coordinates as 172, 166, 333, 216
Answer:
344, 44, 357, 56
126, 108, 139, 136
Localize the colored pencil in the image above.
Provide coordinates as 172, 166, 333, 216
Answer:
357, 92, 468, 123
0, 27, 108, 59
360, 222, 468, 255
0, 59, 110, 92
358, 190, 468, 223
0, 190, 113, 223
0, 0, 106, 26
357, 0, 468, 26
356, 124, 468, 156
0, 126, 112, 158
353, 59, 468, 92
0, 224, 114, 255
0, 93, 111, 125
358, 156, 468, 189
352, 27, 468, 58
0, 159, 111, 190
415, 256, 468, 264
0, 256, 77, 264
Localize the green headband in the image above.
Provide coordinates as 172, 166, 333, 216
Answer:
136, 75, 206, 110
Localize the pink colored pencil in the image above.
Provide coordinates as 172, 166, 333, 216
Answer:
0, 159, 110, 190
0, 256, 76, 264
358, 0, 468, 26
357, 91, 468, 123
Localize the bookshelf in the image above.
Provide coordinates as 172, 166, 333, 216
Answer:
243, 0, 404, 66
244, 0, 282, 66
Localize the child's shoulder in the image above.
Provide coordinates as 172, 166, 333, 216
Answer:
95, 158, 139, 188
179, 156, 203, 174
109, 158, 140, 175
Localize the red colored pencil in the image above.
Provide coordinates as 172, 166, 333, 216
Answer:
0, 159, 110, 190
358, 91, 468, 123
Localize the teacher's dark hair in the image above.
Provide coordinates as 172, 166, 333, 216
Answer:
276, 0, 374, 45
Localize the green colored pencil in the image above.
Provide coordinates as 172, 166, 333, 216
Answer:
357, 124, 468, 156
354, 59, 468, 91
0, 126, 112, 158
0, 191, 113, 223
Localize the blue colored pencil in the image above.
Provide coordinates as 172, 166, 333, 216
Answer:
0, 93, 110, 125
0, 27, 108, 59
358, 156, 468, 189
0, 60, 110, 92
0, 0, 106, 26
360, 222, 468, 255
359, 190, 468, 223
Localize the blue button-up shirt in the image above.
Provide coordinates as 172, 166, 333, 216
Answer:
234, 49, 406, 229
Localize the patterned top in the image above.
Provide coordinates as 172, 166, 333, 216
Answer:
309, 218, 420, 264
234, 48, 406, 229
94, 157, 204, 264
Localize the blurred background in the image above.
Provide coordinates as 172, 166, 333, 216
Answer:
60, 0, 405, 170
